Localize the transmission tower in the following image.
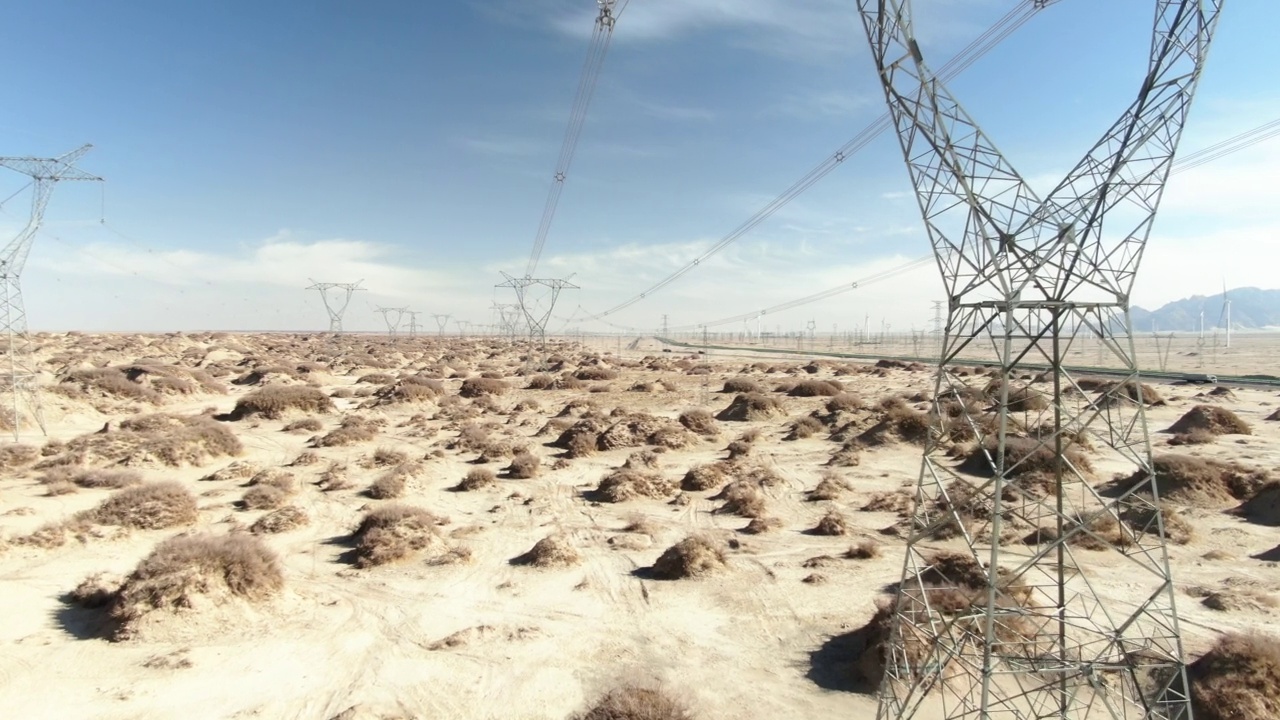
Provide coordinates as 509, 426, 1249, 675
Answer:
0, 144, 102, 440
432, 313, 451, 334
859, 1, 1221, 719
373, 306, 407, 337
497, 272, 578, 349
404, 310, 421, 338
307, 279, 364, 333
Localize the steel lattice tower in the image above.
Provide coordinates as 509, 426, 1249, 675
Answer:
0, 145, 102, 441
859, 1, 1221, 718
374, 306, 407, 337
307, 279, 364, 333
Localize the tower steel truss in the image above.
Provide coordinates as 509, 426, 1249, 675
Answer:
0, 144, 102, 441
858, 1, 1222, 718
307, 279, 364, 333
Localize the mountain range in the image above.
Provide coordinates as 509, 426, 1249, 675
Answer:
1131, 287, 1280, 332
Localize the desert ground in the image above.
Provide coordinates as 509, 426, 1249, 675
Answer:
0, 331, 1277, 719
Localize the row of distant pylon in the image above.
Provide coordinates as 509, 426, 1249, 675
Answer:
306, 280, 525, 337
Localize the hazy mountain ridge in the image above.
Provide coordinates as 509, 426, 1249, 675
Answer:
1131, 287, 1280, 332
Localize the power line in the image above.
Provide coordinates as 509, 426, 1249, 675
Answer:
576, 0, 1056, 322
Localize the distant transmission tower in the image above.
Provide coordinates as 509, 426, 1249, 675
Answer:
0, 145, 102, 440
373, 306, 407, 337
307, 279, 364, 333
432, 313, 451, 334
860, 1, 1220, 719
404, 310, 421, 337
497, 272, 578, 349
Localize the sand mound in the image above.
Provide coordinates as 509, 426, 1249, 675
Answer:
857, 403, 929, 447
511, 533, 580, 568
89, 482, 199, 530
108, 533, 283, 641
1166, 405, 1252, 436
1103, 455, 1270, 507
681, 462, 731, 491
1094, 380, 1165, 407
649, 535, 726, 579
677, 408, 719, 436
808, 510, 849, 536
56, 363, 226, 404
597, 413, 693, 451
43, 413, 241, 468
1236, 481, 1280, 525
459, 377, 508, 397
1186, 633, 1280, 720
573, 685, 693, 720
715, 393, 784, 422
454, 468, 496, 491
958, 436, 1093, 479
788, 379, 844, 397
352, 505, 450, 568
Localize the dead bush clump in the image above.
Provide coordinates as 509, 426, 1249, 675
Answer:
352, 504, 449, 568
573, 685, 693, 720
678, 408, 719, 436
109, 533, 283, 640
89, 482, 198, 530
712, 480, 767, 518
223, 384, 335, 421
827, 440, 862, 467
1102, 454, 1270, 507
649, 535, 726, 580
808, 472, 850, 501
45, 413, 242, 468
597, 413, 691, 451
846, 539, 880, 559
511, 533, 580, 568
314, 416, 378, 447
317, 462, 351, 492
715, 392, 784, 422
810, 509, 849, 536
741, 516, 782, 534
505, 451, 540, 479
1185, 632, 1280, 720
1095, 380, 1165, 407
722, 377, 763, 394
789, 379, 844, 397
1166, 404, 1252, 437
785, 415, 824, 441
681, 462, 730, 492
454, 468, 496, 491
67, 468, 143, 489
368, 464, 417, 499
241, 484, 290, 511
282, 417, 323, 433
825, 393, 863, 413
959, 436, 1093, 479
459, 377, 508, 398
857, 402, 930, 447
250, 506, 310, 534
594, 469, 676, 503
574, 366, 619, 381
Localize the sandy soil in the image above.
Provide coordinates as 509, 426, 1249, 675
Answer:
0, 332, 1276, 719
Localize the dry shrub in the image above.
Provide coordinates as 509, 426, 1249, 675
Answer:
1095, 380, 1165, 407
526, 373, 556, 390
1105, 455, 1270, 507
984, 379, 1048, 412
283, 417, 323, 433
47, 413, 242, 468
827, 440, 862, 467
250, 506, 309, 534
863, 490, 913, 514
594, 469, 676, 503
959, 436, 1093, 478
712, 480, 767, 518
241, 484, 290, 510
552, 417, 609, 457
109, 533, 283, 640
716, 392, 784, 422
789, 379, 844, 397
505, 451, 540, 479
574, 366, 619, 381
825, 393, 862, 413
1236, 481, 1280, 525
1166, 405, 1252, 436
681, 462, 730, 492
60, 468, 143, 489
810, 509, 849, 536
89, 482, 198, 529
858, 402, 930, 447
722, 377, 763, 394
455, 468, 496, 491
369, 446, 409, 467
1168, 428, 1215, 446
355, 372, 394, 384
224, 384, 334, 420
459, 377, 508, 398
318, 462, 351, 492
741, 516, 782, 534
290, 450, 319, 467
512, 533, 580, 568
573, 685, 692, 720
786, 415, 824, 441
649, 535, 726, 579
846, 539, 880, 559
68, 572, 123, 609
0, 444, 39, 470
367, 466, 410, 499
598, 413, 692, 451
352, 504, 449, 568
1185, 633, 1280, 720
808, 472, 850, 501
678, 408, 719, 436
1118, 506, 1195, 544
314, 416, 378, 447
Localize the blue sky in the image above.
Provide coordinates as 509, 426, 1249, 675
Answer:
1, 0, 1276, 333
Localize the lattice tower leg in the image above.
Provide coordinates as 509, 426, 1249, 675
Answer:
0, 275, 45, 441
859, 1, 1222, 718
